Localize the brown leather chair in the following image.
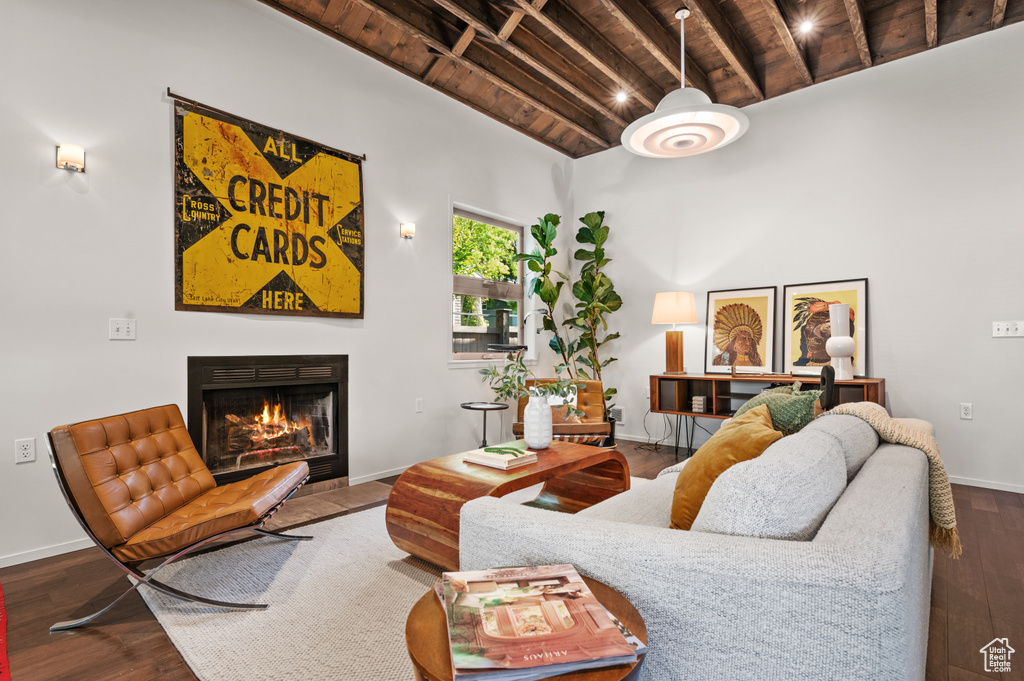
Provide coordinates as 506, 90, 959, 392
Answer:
511, 379, 611, 446
47, 404, 311, 631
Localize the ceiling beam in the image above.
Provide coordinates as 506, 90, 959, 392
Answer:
590, 0, 714, 98
425, 0, 537, 84
510, 0, 667, 111
259, 0, 596, 156
334, 0, 610, 148
682, 0, 764, 101
430, 0, 631, 128
924, 0, 937, 46
842, 0, 874, 66
991, 0, 1007, 27
423, 26, 475, 83
754, 0, 813, 86
497, 0, 543, 39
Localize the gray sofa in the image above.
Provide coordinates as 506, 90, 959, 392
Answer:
459, 414, 933, 680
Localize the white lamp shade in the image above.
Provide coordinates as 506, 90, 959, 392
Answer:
400, 223, 415, 239
621, 88, 749, 158
652, 291, 698, 324
56, 144, 85, 172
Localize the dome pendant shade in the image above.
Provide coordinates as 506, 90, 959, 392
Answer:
621, 88, 749, 157
621, 9, 749, 158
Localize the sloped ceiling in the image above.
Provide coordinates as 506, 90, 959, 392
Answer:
259, 0, 1022, 157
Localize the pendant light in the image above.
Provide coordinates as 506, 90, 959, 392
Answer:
621, 9, 749, 158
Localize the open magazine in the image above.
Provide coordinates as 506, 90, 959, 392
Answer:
435, 565, 641, 681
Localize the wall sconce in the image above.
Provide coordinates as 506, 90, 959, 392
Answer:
400, 223, 415, 239
56, 144, 86, 172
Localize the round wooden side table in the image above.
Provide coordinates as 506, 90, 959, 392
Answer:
405, 575, 647, 681
460, 401, 509, 447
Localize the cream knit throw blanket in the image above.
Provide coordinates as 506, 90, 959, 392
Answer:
824, 402, 962, 558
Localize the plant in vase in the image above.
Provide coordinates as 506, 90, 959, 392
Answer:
479, 350, 582, 450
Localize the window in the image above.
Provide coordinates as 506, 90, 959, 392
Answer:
451, 208, 524, 361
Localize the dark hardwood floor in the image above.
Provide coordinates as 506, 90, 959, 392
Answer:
2, 441, 1021, 680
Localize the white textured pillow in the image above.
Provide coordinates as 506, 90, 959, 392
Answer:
691, 430, 846, 541
803, 414, 880, 479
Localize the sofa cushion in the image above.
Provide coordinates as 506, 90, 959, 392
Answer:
734, 388, 822, 436
577, 475, 672, 527
670, 405, 782, 530
691, 430, 847, 541
803, 413, 880, 479
656, 458, 690, 478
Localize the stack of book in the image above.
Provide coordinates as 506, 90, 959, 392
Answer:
691, 396, 707, 413
463, 440, 538, 470
435, 564, 644, 681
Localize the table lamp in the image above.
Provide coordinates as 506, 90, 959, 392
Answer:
652, 291, 697, 374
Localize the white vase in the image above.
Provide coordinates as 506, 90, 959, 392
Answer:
825, 303, 856, 381
522, 394, 553, 450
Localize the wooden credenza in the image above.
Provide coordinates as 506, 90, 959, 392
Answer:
650, 373, 885, 420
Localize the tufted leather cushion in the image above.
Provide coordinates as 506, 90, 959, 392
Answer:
113, 461, 309, 562
52, 405, 215, 548
50, 404, 309, 562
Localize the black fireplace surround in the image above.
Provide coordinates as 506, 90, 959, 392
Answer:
187, 354, 348, 485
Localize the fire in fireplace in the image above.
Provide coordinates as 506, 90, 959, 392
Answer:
187, 355, 347, 485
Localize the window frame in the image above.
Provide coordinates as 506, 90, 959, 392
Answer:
449, 204, 530, 366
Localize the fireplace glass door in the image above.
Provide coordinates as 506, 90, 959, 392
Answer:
202, 384, 334, 477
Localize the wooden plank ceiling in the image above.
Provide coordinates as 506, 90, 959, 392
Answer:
260, 0, 1021, 157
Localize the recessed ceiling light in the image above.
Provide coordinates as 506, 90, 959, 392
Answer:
799, 20, 814, 33
616, 91, 628, 103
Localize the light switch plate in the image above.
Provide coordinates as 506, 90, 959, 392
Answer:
109, 318, 137, 340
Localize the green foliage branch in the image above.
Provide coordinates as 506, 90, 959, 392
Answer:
478, 349, 583, 416
452, 216, 519, 327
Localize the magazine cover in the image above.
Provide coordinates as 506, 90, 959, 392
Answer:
440, 565, 637, 680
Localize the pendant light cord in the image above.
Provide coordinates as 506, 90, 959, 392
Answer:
676, 8, 690, 88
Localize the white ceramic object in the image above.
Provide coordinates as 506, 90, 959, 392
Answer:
826, 303, 856, 381
522, 393, 553, 450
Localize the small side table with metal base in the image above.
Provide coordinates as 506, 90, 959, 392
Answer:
460, 402, 509, 447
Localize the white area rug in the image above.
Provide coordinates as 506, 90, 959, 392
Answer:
140, 505, 441, 681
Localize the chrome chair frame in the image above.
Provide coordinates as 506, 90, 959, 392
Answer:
46, 434, 312, 632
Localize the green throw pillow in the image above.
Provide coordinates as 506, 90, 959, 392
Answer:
763, 381, 802, 396
734, 387, 821, 436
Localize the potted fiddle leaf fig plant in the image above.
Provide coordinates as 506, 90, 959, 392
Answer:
569, 211, 621, 421
513, 211, 622, 425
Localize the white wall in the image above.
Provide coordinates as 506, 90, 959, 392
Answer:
576, 23, 1024, 492
0, 0, 571, 566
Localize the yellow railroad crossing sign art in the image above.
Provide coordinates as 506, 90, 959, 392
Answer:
174, 105, 364, 318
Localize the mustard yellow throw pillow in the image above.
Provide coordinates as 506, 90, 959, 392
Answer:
670, 404, 783, 530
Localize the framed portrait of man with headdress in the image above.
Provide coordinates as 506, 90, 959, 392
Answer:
704, 286, 777, 374
783, 278, 868, 377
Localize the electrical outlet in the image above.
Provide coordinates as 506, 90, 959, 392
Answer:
645, 386, 650, 400
960, 403, 973, 420
109, 318, 137, 340
415, 398, 423, 413
992, 321, 1024, 337
15, 437, 36, 463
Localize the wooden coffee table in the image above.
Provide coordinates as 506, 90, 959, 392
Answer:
406, 575, 647, 681
385, 441, 630, 570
